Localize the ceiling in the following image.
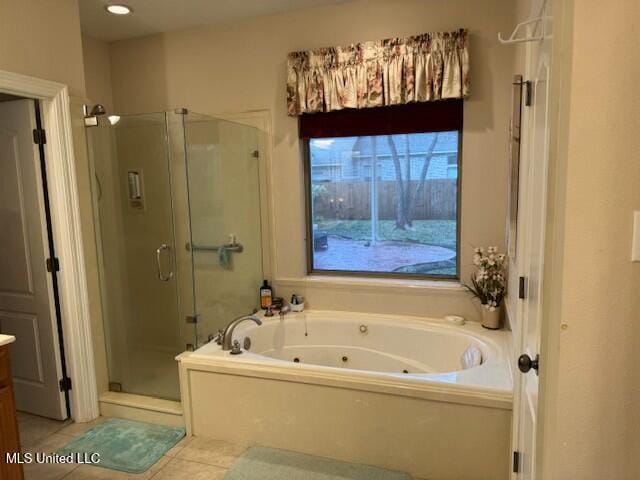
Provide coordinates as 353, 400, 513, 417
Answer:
79, 0, 349, 42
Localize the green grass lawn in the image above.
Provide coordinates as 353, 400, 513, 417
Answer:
394, 260, 457, 276
316, 219, 457, 250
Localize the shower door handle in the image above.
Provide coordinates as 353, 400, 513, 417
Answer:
156, 244, 174, 281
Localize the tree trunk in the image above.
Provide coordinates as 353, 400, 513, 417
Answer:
389, 133, 440, 229
409, 133, 439, 222
404, 134, 412, 227
387, 135, 409, 229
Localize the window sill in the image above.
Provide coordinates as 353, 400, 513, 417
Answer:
275, 275, 465, 296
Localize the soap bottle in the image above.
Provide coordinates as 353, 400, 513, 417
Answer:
260, 280, 273, 310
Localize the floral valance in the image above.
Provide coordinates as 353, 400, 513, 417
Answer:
286, 29, 469, 116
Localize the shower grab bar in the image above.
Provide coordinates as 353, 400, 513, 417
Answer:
185, 242, 244, 253
156, 244, 174, 281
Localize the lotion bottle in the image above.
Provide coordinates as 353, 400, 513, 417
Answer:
260, 280, 273, 310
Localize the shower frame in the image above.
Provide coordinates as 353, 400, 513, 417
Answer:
85, 107, 272, 403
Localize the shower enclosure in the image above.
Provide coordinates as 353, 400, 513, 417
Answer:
86, 109, 264, 401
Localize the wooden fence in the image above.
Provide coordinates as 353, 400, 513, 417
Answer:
313, 179, 457, 221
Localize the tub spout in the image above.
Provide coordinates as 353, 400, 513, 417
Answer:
221, 315, 262, 351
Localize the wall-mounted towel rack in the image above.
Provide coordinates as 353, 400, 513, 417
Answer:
186, 242, 244, 253
498, 0, 550, 45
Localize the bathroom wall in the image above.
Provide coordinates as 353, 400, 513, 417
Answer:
82, 35, 115, 112
100, 0, 517, 322
539, 0, 640, 477
0, 0, 86, 97
0, 0, 112, 393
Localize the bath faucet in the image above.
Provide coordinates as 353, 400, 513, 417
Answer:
221, 314, 262, 351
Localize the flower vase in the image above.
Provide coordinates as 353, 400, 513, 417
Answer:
481, 306, 501, 330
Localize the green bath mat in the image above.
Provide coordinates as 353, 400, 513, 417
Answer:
225, 447, 410, 480
57, 418, 185, 474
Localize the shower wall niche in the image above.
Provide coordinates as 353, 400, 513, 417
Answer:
87, 110, 264, 401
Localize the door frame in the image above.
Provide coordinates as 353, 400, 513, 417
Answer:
0, 69, 99, 422
508, 0, 575, 476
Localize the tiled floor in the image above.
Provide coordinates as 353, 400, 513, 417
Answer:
18, 413, 421, 479
17, 413, 238, 479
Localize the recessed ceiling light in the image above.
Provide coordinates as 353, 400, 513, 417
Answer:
106, 4, 132, 15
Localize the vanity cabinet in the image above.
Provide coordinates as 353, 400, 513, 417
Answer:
0, 344, 23, 480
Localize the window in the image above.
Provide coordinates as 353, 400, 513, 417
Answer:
302, 101, 462, 279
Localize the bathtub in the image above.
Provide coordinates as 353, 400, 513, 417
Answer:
177, 311, 513, 480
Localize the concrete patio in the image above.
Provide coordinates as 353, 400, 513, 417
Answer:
313, 236, 456, 273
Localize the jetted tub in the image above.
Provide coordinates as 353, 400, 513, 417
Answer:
178, 311, 513, 480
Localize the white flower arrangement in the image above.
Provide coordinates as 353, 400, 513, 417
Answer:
465, 246, 507, 311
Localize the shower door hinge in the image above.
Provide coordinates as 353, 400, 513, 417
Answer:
84, 116, 99, 127
59, 376, 72, 392
185, 314, 200, 324
512, 450, 520, 473
46, 257, 60, 273
251, 150, 259, 158
109, 382, 122, 392
174, 108, 188, 115
32, 128, 47, 145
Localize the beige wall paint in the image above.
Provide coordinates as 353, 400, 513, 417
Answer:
103, 0, 517, 322
81, 35, 114, 111
540, 1, 640, 478
0, 1, 111, 393
0, 0, 85, 96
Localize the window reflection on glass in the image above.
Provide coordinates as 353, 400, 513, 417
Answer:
308, 132, 459, 278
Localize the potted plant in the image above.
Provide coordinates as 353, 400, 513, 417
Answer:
465, 246, 507, 329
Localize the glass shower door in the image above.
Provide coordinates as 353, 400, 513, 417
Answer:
88, 113, 187, 401
183, 114, 264, 345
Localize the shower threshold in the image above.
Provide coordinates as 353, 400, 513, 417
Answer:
99, 391, 184, 428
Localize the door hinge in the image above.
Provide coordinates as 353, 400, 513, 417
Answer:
518, 276, 527, 299
46, 257, 60, 273
513, 450, 520, 473
185, 314, 200, 324
524, 80, 533, 107
251, 150, 259, 158
59, 377, 72, 392
33, 128, 47, 145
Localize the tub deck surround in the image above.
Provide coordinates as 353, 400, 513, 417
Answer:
177, 311, 513, 480
182, 311, 513, 409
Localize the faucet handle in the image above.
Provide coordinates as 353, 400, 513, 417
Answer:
230, 339, 243, 355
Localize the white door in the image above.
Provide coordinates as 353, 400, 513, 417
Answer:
512, 4, 553, 478
0, 99, 67, 420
